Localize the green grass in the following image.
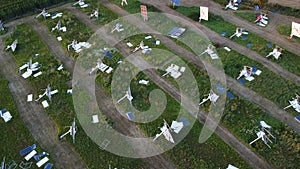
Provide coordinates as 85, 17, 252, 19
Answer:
182, 59, 300, 169
0, 76, 43, 168
115, 20, 300, 168
95, 62, 250, 168
103, 3, 299, 168
277, 24, 291, 36
277, 24, 300, 43
0, 27, 8, 35
86, 29, 249, 167
78, 2, 298, 168
3, 23, 145, 169
217, 48, 300, 116
212, 0, 253, 10
126, 7, 300, 117
38, 10, 94, 58
212, 0, 300, 18
264, 3, 300, 18
174, 6, 300, 77
234, 12, 300, 42
0, 0, 73, 21
76, 0, 119, 25
222, 90, 300, 169
234, 11, 260, 24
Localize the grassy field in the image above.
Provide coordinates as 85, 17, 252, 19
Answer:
3, 24, 145, 169
84, 27, 250, 167
217, 48, 300, 116
234, 12, 300, 44
114, 14, 300, 168
221, 90, 300, 168
95, 2, 300, 166
75, 0, 119, 25
277, 24, 300, 43
119, 6, 300, 118
174, 6, 300, 77
0, 76, 44, 168
38, 10, 94, 58
94, 31, 299, 168
234, 11, 262, 25
5, 2, 298, 168
212, 0, 300, 18
183, 57, 300, 169
0, 27, 8, 35
263, 4, 300, 18
95, 62, 251, 168
0, 0, 72, 21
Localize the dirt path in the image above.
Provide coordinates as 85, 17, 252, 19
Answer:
0, 1, 296, 169
148, 0, 300, 87
80, 1, 275, 168
184, 0, 300, 57
131, 0, 300, 133
235, 10, 300, 34
0, 40, 86, 168
29, 12, 177, 169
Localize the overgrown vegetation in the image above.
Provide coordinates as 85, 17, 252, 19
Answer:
0, 76, 43, 168
106, 3, 300, 168
212, 0, 300, 18
217, 48, 300, 116
3, 24, 145, 169
174, 6, 300, 76
222, 90, 300, 169
76, 0, 119, 25
184, 54, 300, 169
0, 0, 73, 21
234, 11, 259, 24
38, 10, 94, 58
0, 27, 8, 35
94, 56, 250, 168
110, 0, 160, 14
277, 24, 300, 43
264, 3, 300, 18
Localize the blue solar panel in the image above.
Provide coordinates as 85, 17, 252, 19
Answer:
252, 66, 258, 73
126, 112, 135, 121
295, 116, 300, 123
103, 51, 113, 58
227, 91, 234, 99
237, 78, 246, 85
180, 117, 189, 126
171, 0, 180, 6
216, 83, 225, 93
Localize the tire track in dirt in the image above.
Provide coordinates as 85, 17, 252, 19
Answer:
0, 38, 87, 169
134, 0, 300, 134
29, 14, 177, 169
74, 1, 274, 169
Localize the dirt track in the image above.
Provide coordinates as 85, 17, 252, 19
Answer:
0, 39, 86, 169
132, 0, 300, 134
1, 0, 299, 168
27, 2, 274, 168
29, 10, 177, 169
74, 1, 274, 168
